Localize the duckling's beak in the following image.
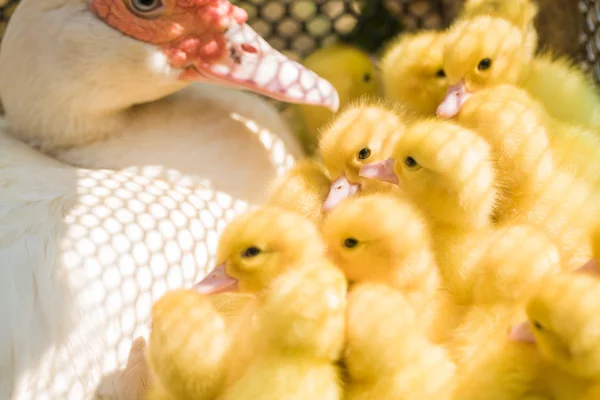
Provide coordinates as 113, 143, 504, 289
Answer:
436, 79, 471, 118
193, 263, 239, 294
574, 258, 599, 276
181, 23, 340, 112
323, 175, 360, 211
508, 321, 537, 344
358, 158, 399, 185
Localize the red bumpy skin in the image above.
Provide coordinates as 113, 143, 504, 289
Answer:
89, 0, 248, 66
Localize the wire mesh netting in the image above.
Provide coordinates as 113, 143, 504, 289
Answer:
0, 0, 599, 399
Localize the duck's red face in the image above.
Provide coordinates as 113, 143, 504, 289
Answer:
90, 0, 339, 111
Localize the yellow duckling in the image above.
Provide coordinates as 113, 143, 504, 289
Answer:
455, 84, 600, 270
438, 15, 600, 133
359, 120, 560, 307
295, 44, 380, 153
194, 206, 326, 295
449, 222, 561, 365
193, 206, 328, 342
380, 30, 449, 116
318, 100, 408, 210
510, 273, 600, 399
146, 289, 231, 400
321, 192, 441, 332
344, 282, 455, 400
219, 262, 346, 400
265, 159, 332, 226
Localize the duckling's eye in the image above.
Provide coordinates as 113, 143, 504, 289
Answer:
435, 69, 446, 78
362, 73, 372, 83
343, 238, 359, 249
357, 147, 372, 160
241, 246, 262, 258
477, 58, 492, 71
404, 156, 419, 169
532, 320, 544, 331
129, 0, 163, 15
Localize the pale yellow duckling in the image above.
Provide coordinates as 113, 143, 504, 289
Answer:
146, 289, 230, 400
318, 100, 408, 210
344, 282, 455, 400
219, 262, 346, 400
380, 30, 449, 116
265, 159, 332, 226
321, 192, 441, 333
510, 273, 600, 399
193, 206, 328, 344
456, 84, 600, 270
359, 120, 560, 308
195, 206, 327, 295
438, 15, 600, 134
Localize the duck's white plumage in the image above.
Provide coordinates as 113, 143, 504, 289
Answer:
0, 0, 338, 397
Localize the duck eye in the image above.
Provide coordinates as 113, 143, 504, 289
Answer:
435, 69, 446, 78
533, 320, 544, 331
343, 238, 359, 249
404, 156, 419, 169
241, 246, 261, 258
129, 0, 163, 15
363, 73, 372, 83
477, 58, 492, 71
357, 147, 372, 160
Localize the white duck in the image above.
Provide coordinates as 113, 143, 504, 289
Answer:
0, 0, 339, 398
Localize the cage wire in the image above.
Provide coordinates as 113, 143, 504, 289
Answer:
0, 0, 598, 398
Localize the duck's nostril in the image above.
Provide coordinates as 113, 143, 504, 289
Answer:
241, 44, 258, 53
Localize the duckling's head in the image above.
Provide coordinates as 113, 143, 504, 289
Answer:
437, 16, 529, 119
322, 193, 432, 286
265, 160, 332, 225
257, 263, 347, 359
510, 273, 600, 379
194, 206, 326, 294
360, 119, 498, 229
381, 30, 449, 116
319, 101, 407, 210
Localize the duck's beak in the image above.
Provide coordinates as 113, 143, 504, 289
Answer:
436, 79, 471, 118
182, 23, 340, 112
323, 174, 360, 211
90, 0, 338, 111
358, 158, 399, 185
508, 321, 537, 344
193, 263, 239, 294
